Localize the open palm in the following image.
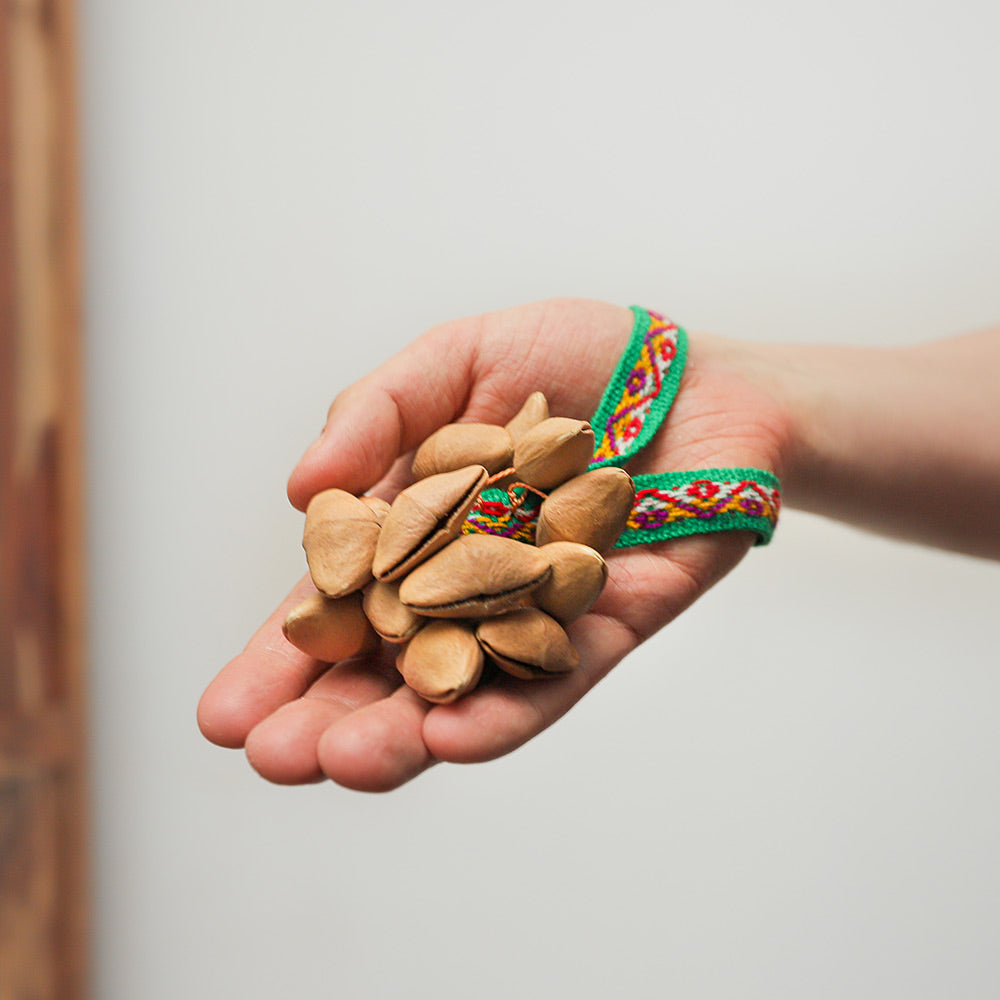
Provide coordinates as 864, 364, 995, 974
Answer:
197, 299, 789, 791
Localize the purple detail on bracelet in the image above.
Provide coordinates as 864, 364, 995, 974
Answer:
626, 479, 781, 532
591, 312, 679, 462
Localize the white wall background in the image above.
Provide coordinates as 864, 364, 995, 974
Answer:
80, 1, 1000, 997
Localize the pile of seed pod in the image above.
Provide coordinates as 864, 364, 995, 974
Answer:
282, 392, 636, 704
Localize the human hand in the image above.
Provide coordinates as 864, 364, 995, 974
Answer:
197, 299, 790, 791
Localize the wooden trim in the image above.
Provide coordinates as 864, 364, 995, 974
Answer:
1, 0, 90, 997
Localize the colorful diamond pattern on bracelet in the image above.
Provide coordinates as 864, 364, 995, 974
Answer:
590, 309, 685, 467
620, 471, 782, 546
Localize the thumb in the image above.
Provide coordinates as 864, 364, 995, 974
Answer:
286, 320, 478, 510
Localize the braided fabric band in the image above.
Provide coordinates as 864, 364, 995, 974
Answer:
590, 307, 687, 468
622, 469, 781, 546
462, 306, 782, 547
462, 486, 540, 544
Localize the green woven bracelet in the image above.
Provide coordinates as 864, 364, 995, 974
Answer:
464, 306, 781, 547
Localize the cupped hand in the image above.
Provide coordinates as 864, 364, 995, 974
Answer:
197, 299, 790, 791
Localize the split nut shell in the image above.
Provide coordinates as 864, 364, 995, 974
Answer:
282, 592, 378, 662
536, 467, 635, 552
411, 423, 514, 480
359, 495, 392, 524
397, 620, 484, 704
303, 489, 381, 598
513, 417, 595, 490
533, 542, 608, 624
363, 579, 425, 643
373, 465, 488, 581
504, 391, 549, 446
399, 533, 551, 618
476, 608, 579, 679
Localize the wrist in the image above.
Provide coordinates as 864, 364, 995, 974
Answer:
678, 331, 800, 487
711, 335, 882, 515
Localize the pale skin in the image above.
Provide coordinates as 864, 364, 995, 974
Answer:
197, 299, 1000, 792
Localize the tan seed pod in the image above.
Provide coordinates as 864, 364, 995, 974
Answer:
373, 465, 488, 581
305, 488, 381, 530
535, 467, 635, 552
513, 417, 596, 490
504, 391, 549, 446
411, 423, 514, 480
363, 579, 425, 643
303, 489, 381, 597
397, 620, 484, 704
359, 495, 392, 524
533, 542, 608, 624
476, 608, 579, 679
398, 533, 551, 618
282, 591, 379, 662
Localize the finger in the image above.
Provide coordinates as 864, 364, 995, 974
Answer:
197, 575, 332, 748
243, 699, 335, 785
243, 652, 403, 785
287, 319, 480, 509
316, 682, 437, 793
421, 610, 637, 764
364, 452, 418, 504
422, 533, 753, 764
287, 299, 636, 510
595, 532, 753, 641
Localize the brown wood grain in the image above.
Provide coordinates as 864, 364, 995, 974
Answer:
1, 0, 19, 711
1, 0, 90, 997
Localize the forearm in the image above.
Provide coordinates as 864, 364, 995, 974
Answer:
753, 327, 1000, 559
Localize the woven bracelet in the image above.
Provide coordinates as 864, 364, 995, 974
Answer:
464, 306, 781, 547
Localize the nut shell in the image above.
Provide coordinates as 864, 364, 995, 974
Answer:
513, 417, 595, 490
476, 608, 579, 679
397, 620, 484, 704
411, 423, 514, 480
359, 495, 392, 524
282, 591, 378, 662
373, 465, 488, 581
504, 392, 549, 446
363, 579, 425, 643
303, 489, 381, 597
305, 488, 381, 529
533, 542, 608, 624
398, 533, 551, 618
535, 467, 635, 552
